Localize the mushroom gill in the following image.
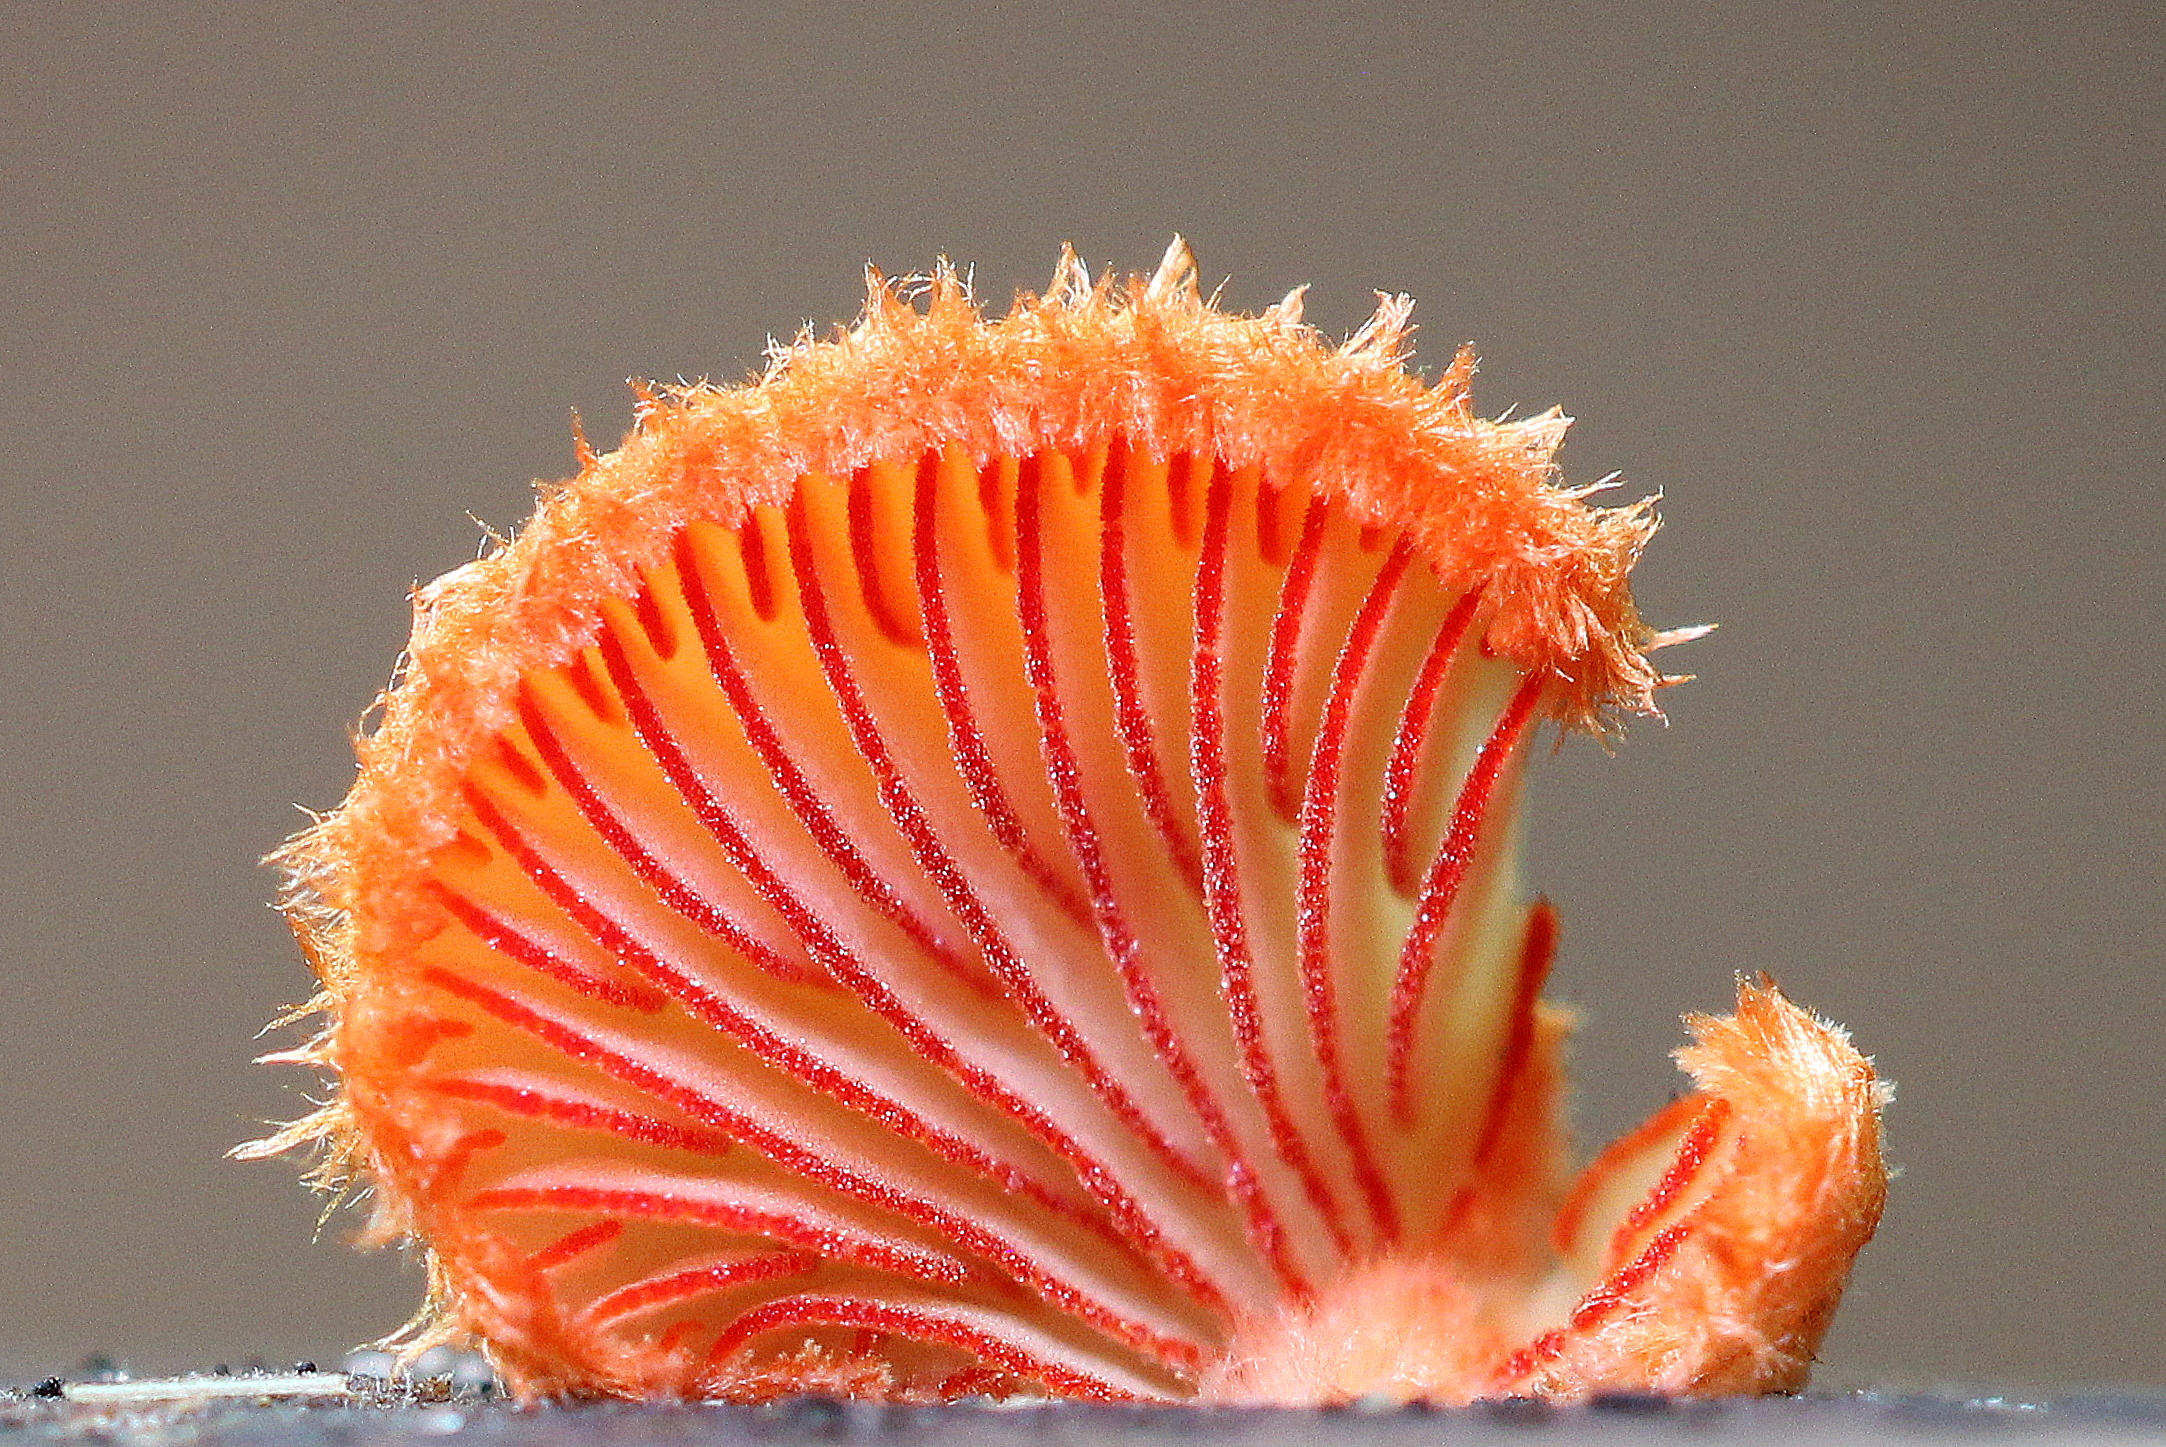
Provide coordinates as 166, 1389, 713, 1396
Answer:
248, 243, 1888, 1404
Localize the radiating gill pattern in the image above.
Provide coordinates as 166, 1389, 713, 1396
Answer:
377, 444, 1555, 1399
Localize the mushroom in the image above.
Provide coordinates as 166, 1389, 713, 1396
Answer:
246, 242, 1887, 1403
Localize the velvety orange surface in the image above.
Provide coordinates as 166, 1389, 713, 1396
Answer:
252, 244, 1885, 1402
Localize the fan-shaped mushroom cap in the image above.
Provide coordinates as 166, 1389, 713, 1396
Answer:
249, 243, 1885, 1403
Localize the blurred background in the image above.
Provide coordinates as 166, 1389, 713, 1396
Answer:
3, 1, 2158, 1396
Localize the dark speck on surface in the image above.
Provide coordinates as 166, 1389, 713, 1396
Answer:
1476, 1396, 1553, 1426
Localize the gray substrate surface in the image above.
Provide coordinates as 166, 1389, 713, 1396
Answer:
6, 1385, 2166, 1447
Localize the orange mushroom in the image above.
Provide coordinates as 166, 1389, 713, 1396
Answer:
246, 242, 1887, 1403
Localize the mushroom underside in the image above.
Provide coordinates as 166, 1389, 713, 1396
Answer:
272, 442, 1883, 1402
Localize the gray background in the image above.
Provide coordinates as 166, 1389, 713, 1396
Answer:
4, 2, 2159, 1395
